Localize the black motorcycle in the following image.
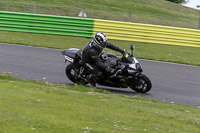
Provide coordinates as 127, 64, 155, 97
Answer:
61, 44, 152, 93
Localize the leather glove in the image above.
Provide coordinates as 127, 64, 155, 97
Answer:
121, 49, 127, 55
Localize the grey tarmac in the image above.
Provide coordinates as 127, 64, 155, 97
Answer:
0, 43, 200, 107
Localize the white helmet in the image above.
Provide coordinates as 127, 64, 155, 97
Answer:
92, 32, 107, 49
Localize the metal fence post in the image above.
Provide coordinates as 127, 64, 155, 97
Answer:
198, 10, 200, 29
128, 12, 132, 22
172, 17, 176, 27
34, 2, 37, 14
197, 5, 200, 29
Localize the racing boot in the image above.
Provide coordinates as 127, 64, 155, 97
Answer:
87, 74, 96, 87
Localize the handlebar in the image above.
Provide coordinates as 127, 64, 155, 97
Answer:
121, 52, 134, 63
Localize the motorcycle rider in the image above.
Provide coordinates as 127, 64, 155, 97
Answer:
81, 32, 126, 87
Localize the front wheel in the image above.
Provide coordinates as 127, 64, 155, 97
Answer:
65, 64, 89, 85
129, 74, 152, 93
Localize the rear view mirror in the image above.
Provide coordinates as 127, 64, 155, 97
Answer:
130, 44, 135, 50
130, 44, 135, 56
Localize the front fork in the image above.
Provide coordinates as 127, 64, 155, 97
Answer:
127, 72, 142, 84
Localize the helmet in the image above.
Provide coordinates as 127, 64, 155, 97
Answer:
92, 32, 107, 49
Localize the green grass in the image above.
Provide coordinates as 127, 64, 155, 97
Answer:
0, 0, 199, 29
0, 75, 200, 133
1, 30, 200, 66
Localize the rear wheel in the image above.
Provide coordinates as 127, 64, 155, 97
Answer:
129, 74, 152, 93
65, 64, 89, 85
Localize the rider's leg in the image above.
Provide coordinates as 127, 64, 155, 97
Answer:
86, 64, 103, 87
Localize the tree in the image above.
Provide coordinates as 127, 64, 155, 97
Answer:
166, 0, 187, 4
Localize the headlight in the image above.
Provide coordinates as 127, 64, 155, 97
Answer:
136, 63, 143, 72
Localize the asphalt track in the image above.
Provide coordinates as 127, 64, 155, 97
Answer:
1, 43, 200, 107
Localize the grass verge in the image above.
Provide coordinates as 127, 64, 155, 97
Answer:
0, 75, 200, 133
0, 30, 200, 66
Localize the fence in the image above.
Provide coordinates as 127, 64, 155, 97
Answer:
0, 11, 94, 37
0, 11, 200, 47
0, 0, 199, 29
94, 19, 200, 47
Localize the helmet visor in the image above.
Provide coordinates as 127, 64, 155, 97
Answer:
100, 41, 107, 48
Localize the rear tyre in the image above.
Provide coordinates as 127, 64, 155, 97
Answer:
65, 64, 89, 85
129, 74, 152, 93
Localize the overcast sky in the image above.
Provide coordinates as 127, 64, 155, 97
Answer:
183, 0, 200, 9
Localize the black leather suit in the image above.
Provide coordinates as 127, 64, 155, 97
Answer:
81, 41, 124, 78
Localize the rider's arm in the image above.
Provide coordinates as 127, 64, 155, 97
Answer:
106, 42, 125, 54
89, 50, 107, 70
89, 49, 116, 74
91, 54, 115, 74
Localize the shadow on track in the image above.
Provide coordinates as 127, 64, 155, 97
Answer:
60, 82, 151, 97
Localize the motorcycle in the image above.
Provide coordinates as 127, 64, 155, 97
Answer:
61, 44, 152, 93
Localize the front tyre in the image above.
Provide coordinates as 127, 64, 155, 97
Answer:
65, 64, 89, 85
129, 74, 152, 93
